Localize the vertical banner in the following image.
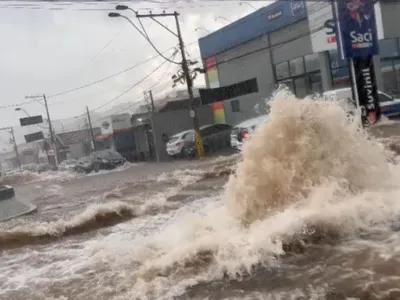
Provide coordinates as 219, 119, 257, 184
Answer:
206, 56, 226, 124
334, 0, 380, 126
211, 102, 226, 124
206, 56, 220, 88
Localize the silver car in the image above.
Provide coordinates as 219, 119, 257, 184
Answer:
58, 159, 78, 172
166, 130, 195, 158
231, 115, 268, 152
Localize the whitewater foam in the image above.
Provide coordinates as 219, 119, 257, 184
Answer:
3, 91, 400, 299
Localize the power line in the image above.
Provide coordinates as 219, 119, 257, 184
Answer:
0, 2, 236, 11
85, 52, 175, 115
45, 40, 198, 100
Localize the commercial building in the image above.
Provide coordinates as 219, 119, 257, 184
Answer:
198, 0, 400, 126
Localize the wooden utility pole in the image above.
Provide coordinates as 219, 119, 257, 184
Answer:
136, 11, 205, 159
25, 94, 58, 166
86, 106, 96, 151
148, 90, 159, 162
0, 126, 21, 170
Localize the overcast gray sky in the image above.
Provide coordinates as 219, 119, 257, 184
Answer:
0, 0, 269, 149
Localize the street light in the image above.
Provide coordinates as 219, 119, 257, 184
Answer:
215, 16, 231, 23
108, 12, 121, 18
195, 27, 211, 34
115, 4, 129, 10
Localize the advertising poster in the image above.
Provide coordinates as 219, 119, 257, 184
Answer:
335, 0, 381, 126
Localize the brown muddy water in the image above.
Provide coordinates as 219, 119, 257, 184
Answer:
3, 95, 400, 300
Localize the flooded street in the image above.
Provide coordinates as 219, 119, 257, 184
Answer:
4, 97, 400, 300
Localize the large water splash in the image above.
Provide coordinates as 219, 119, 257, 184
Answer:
225, 91, 391, 224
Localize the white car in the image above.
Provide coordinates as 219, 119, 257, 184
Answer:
166, 130, 194, 157
58, 159, 78, 172
322, 88, 400, 118
231, 115, 269, 152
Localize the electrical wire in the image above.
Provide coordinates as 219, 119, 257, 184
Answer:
44, 40, 198, 100
116, 15, 181, 65
86, 52, 174, 115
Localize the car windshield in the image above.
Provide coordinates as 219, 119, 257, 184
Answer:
63, 160, 77, 165
168, 136, 180, 143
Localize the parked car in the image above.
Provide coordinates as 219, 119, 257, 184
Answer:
75, 150, 126, 174
22, 164, 38, 172
58, 159, 78, 172
185, 124, 232, 157
322, 88, 400, 118
231, 115, 269, 152
75, 156, 99, 174
166, 129, 195, 158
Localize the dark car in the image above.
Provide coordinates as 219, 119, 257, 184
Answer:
186, 124, 232, 157
75, 150, 126, 174
75, 156, 99, 174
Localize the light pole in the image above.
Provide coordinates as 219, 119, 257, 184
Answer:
195, 27, 211, 34
108, 7, 205, 159
215, 16, 231, 23
239, 2, 257, 10
24, 94, 58, 166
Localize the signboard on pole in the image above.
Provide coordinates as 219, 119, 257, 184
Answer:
334, 0, 381, 126
24, 131, 45, 143
19, 115, 43, 127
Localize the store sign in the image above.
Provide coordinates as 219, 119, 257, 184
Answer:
111, 114, 131, 131
307, 0, 384, 54
24, 131, 45, 143
267, 10, 283, 21
335, 0, 379, 59
19, 115, 43, 127
353, 57, 381, 125
100, 117, 113, 136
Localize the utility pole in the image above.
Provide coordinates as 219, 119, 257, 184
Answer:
136, 11, 205, 159
25, 94, 58, 166
10, 127, 21, 170
0, 126, 21, 170
86, 106, 96, 151
147, 90, 159, 162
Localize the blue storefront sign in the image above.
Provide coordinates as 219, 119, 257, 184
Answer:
336, 0, 379, 59
198, 0, 306, 60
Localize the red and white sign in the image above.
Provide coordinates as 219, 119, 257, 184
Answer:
306, 1, 384, 53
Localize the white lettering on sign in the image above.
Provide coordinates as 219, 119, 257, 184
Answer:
361, 67, 375, 111
350, 29, 373, 49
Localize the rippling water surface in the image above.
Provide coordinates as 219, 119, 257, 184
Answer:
3, 91, 400, 300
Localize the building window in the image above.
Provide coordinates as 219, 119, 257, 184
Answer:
231, 99, 240, 112
307, 73, 323, 94
332, 67, 350, 89
305, 53, 319, 73
382, 60, 397, 94
329, 49, 347, 69
276, 61, 290, 80
294, 77, 308, 98
289, 57, 305, 77
379, 38, 399, 59
329, 49, 350, 89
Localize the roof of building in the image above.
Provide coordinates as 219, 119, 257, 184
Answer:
56, 127, 101, 146
198, 0, 307, 59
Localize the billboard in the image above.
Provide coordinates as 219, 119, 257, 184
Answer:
19, 115, 43, 127
335, 0, 379, 59
206, 56, 220, 89
307, 0, 384, 54
100, 117, 113, 136
111, 114, 132, 132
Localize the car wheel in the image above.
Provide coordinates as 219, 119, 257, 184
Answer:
181, 147, 188, 158
94, 164, 100, 173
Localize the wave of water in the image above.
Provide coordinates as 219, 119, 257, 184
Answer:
3, 91, 400, 299
124, 92, 400, 299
